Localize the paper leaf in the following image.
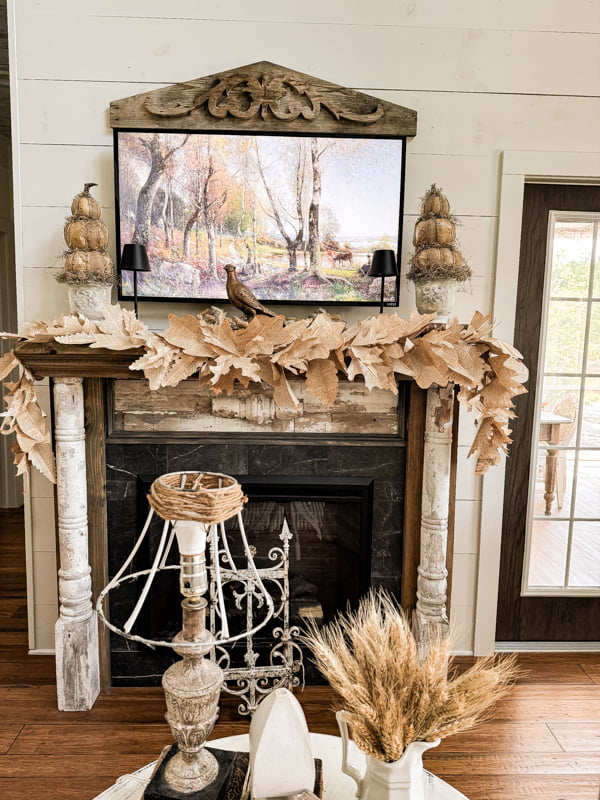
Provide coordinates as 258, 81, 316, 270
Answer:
91, 304, 149, 349
234, 315, 290, 355
12, 441, 30, 478
306, 358, 339, 406
26, 439, 57, 483
55, 332, 100, 345
161, 353, 207, 387
209, 354, 262, 392
209, 367, 252, 396
270, 366, 301, 409
162, 314, 219, 357
0, 351, 19, 381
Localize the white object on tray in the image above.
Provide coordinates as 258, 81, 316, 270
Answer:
248, 688, 316, 799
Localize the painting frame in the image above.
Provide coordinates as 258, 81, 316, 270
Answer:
114, 126, 406, 308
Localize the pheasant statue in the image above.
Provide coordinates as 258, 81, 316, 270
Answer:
223, 264, 276, 319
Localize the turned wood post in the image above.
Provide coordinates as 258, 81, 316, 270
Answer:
53, 377, 100, 710
413, 383, 454, 658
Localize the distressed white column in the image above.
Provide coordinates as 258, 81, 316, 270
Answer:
53, 377, 100, 710
413, 383, 454, 659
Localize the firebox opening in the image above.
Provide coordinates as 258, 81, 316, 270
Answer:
108, 474, 375, 686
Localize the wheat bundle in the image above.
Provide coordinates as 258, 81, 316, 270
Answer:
303, 589, 518, 762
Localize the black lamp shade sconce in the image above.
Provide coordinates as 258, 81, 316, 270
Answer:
119, 244, 150, 316
368, 249, 398, 314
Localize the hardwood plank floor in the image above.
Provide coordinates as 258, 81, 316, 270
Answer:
1, 507, 599, 799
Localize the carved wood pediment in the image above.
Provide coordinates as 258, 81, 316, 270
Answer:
110, 60, 417, 137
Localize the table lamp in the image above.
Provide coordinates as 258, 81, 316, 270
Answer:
368, 249, 398, 314
120, 243, 150, 316
97, 471, 274, 797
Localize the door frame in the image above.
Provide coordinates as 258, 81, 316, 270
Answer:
473, 150, 600, 656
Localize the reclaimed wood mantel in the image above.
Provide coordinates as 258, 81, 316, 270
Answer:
14, 341, 457, 710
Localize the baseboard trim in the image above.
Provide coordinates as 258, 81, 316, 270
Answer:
495, 641, 600, 652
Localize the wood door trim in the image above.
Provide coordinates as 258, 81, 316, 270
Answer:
496, 183, 600, 642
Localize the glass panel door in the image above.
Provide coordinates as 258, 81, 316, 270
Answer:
523, 213, 600, 596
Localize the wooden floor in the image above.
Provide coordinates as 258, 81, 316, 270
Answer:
1, 508, 599, 800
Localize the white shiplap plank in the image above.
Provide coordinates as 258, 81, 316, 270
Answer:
450, 553, 478, 606
19, 80, 600, 158
455, 444, 482, 503
383, 91, 600, 157
32, 548, 58, 604
16, 0, 600, 35
18, 80, 150, 146
19, 144, 114, 207
453, 500, 481, 554
404, 153, 499, 217
448, 605, 475, 654
32, 603, 58, 652
15, 14, 600, 97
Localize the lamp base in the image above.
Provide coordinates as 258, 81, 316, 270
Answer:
144, 744, 248, 800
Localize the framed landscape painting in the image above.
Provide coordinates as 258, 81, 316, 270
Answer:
115, 129, 405, 306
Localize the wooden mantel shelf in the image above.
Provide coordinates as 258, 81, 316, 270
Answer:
14, 340, 145, 380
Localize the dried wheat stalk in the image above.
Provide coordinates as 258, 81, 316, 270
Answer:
302, 590, 518, 762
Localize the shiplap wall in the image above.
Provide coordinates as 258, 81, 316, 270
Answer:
10, 0, 600, 652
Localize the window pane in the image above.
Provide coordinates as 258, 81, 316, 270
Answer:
551, 221, 594, 298
541, 376, 581, 409
587, 303, 600, 374
533, 448, 575, 518
544, 301, 587, 373
574, 451, 600, 519
527, 520, 569, 586
568, 522, 600, 587
581, 378, 600, 447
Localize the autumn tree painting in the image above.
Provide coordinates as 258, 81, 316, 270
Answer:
116, 131, 404, 304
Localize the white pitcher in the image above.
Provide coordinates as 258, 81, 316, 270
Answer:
336, 710, 440, 800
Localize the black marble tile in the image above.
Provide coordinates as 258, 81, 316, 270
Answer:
247, 445, 328, 476
167, 443, 248, 476
373, 480, 404, 537
371, 532, 403, 579
326, 445, 404, 479
106, 443, 168, 478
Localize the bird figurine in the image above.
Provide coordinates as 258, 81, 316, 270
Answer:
223, 264, 276, 319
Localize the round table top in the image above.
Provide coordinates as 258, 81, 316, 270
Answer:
93, 732, 469, 799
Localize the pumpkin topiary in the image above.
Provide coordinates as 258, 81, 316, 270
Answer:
406, 185, 471, 284
56, 182, 116, 287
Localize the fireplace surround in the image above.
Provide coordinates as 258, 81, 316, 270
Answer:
14, 340, 458, 710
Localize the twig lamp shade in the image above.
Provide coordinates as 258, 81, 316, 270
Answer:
119, 243, 150, 316
368, 249, 398, 314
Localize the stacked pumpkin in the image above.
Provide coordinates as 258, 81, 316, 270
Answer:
57, 183, 115, 286
406, 184, 470, 284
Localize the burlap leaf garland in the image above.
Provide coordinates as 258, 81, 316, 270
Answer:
0, 305, 528, 482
